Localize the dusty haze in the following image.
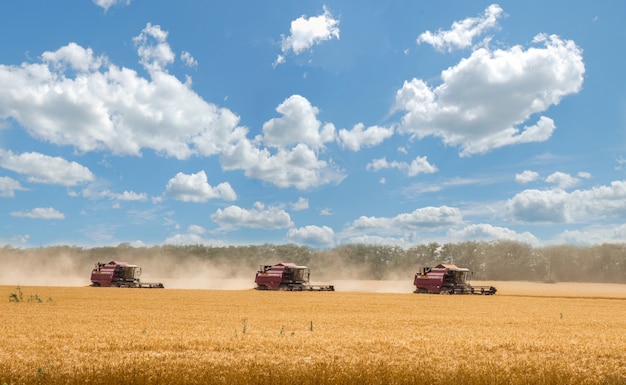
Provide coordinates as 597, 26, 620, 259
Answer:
2, 247, 625, 296
0, 247, 417, 291
0, 249, 426, 292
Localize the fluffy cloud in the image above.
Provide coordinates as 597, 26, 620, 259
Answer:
290, 197, 309, 211
11, 207, 65, 220
42, 42, 106, 72
0, 24, 243, 160
166, 171, 237, 202
515, 170, 539, 184
417, 4, 504, 52
286, 225, 335, 248
103, 190, 147, 201
180, 51, 198, 67
211, 202, 294, 230
545, 171, 579, 189
508, 180, 626, 223
348, 206, 462, 234
133, 23, 175, 73
217, 94, 344, 189
338, 123, 394, 151
79, 183, 148, 202
448, 223, 539, 245
262, 95, 335, 149
551, 224, 626, 246
516, 170, 589, 188
275, 5, 340, 65
507, 189, 569, 223
396, 32, 584, 156
0, 176, 28, 197
0, 150, 94, 186
367, 156, 438, 176
220, 138, 344, 190
93, 0, 131, 12
0, 25, 347, 192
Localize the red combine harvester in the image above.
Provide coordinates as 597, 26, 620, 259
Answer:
90, 261, 164, 288
254, 262, 334, 291
414, 263, 496, 295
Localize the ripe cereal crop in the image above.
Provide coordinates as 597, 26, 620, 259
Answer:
1, 284, 624, 385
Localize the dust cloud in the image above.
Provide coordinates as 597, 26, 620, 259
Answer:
0, 251, 259, 290
0, 251, 89, 287
0, 249, 420, 293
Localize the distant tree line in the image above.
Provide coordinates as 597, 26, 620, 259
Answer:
1, 240, 625, 283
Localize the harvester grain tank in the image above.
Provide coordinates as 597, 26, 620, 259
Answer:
254, 262, 334, 291
90, 261, 164, 288
413, 263, 496, 295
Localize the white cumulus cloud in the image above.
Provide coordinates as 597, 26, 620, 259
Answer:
262, 95, 335, 150
180, 51, 198, 67
211, 202, 294, 230
0, 150, 94, 186
448, 223, 539, 245
508, 180, 626, 223
133, 22, 175, 73
0, 24, 244, 160
348, 206, 462, 233
366, 156, 437, 176
220, 138, 344, 190
166, 171, 237, 202
11, 207, 65, 220
290, 197, 309, 211
515, 170, 539, 184
417, 4, 504, 52
545, 171, 579, 189
338, 123, 394, 151
0, 176, 28, 197
286, 225, 335, 248
93, 0, 131, 12
275, 5, 340, 66
396, 32, 584, 156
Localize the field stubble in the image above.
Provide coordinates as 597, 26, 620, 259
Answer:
0, 283, 624, 385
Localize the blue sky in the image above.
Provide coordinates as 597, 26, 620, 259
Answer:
0, 1, 624, 248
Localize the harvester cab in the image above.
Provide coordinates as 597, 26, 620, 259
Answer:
118, 263, 141, 281
446, 267, 469, 287
284, 265, 310, 283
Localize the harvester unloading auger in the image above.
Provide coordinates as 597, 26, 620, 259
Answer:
254, 262, 334, 291
90, 261, 164, 288
413, 263, 496, 295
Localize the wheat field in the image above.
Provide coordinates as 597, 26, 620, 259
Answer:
1, 284, 625, 385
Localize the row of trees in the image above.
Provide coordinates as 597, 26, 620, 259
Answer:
1, 240, 625, 283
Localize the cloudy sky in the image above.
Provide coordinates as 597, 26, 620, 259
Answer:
0, 1, 624, 248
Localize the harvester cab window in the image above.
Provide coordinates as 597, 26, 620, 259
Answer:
292, 267, 309, 282
122, 266, 141, 280
454, 271, 467, 283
